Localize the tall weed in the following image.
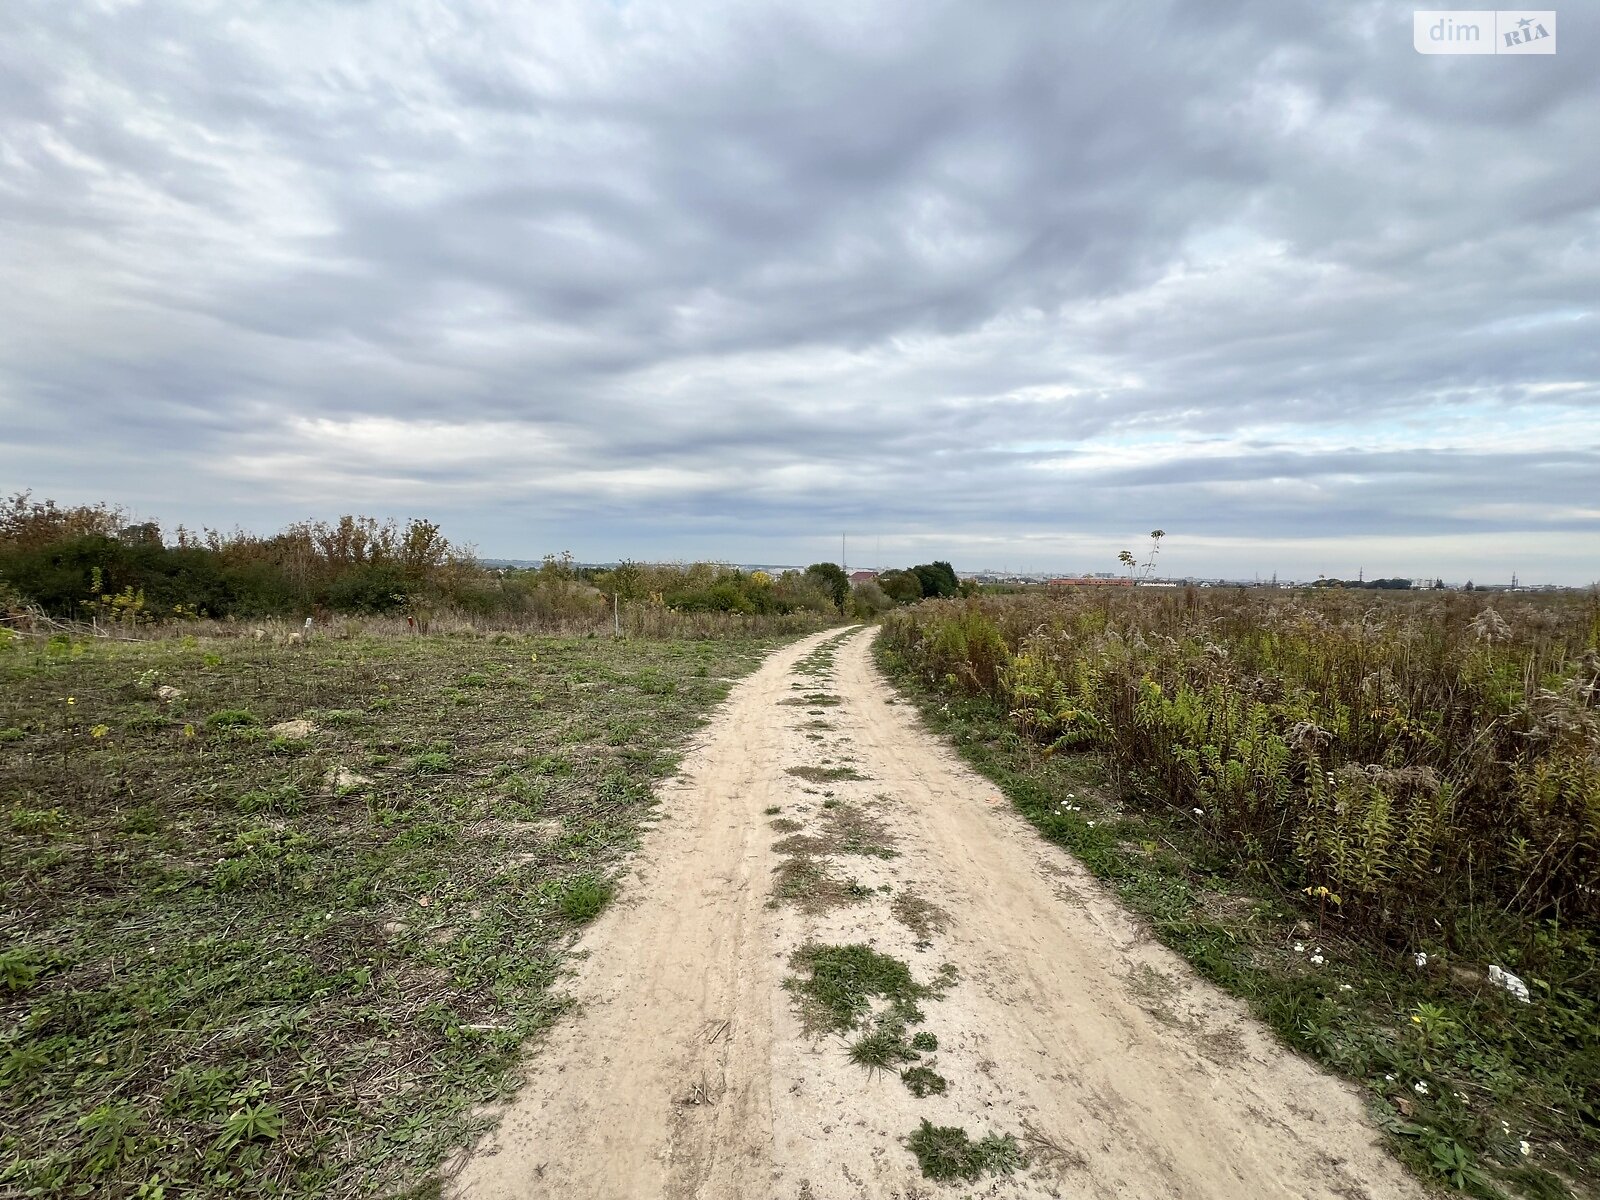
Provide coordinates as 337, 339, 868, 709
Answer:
884, 589, 1600, 942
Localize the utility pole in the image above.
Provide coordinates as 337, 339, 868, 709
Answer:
841, 532, 847, 573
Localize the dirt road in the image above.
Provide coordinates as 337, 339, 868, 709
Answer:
452, 627, 1424, 1200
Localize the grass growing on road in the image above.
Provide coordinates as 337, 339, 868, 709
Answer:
773, 801, 897, 862
785, 942, 934, 1035
791, 629, 857, 681
779, 692, 841, 708
771, 855, 868, 913
1, 628, 777, 1198
906, 1120, 1024, 1184
890, 891, 949, 941
785, 943, 958, 1100
785, 764, 868, 783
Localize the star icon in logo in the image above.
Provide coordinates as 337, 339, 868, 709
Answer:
1517, 16, 1533, 28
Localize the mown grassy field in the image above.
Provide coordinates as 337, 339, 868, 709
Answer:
1, 626, 786, 1198
880, 588, 1599, 1200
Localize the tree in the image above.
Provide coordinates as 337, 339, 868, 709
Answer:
804, 562, 849, 611
877, 569, 923, 604
774, 570, 836, 614
1, 491, 126, 549
849, 580, 892, 617
603, 559, 647, 602
911, 561, 958, 598
117, 521, 163, 546
398, 518, 451, 579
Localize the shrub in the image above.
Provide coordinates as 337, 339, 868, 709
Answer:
883, 589, 1600, 941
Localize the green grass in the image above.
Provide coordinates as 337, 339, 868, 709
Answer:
877, 637, 1600, 1200
0, 628, 781, 1197
899, 1065, 947, 1097
785, 943, 957, 1100
906, 1120, 1024, 1183
784, 942, 934, 1035
848, 1022, 921, 1070
556, 875, 613, 921
790, 629, 856, 680
205, 708, 261, 729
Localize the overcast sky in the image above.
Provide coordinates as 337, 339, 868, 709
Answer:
1, 1, 1596, 582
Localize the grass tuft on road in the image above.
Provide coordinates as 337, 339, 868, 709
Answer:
785, 942, 933, 1035
906, 1120, 1025, 1183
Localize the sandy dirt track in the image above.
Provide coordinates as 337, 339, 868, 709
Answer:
451, 627, 1426, 1200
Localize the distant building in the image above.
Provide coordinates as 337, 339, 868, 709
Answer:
1046, 577, 1134, 588
849, 570, 878, 583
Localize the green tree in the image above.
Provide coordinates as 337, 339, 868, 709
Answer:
604, 559, 647, 602
849, 580, 892, 617
876, 569, 923, 604
804, 562, 849, 611
911, 561, 958, 599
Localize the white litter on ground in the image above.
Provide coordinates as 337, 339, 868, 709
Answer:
1488, 965, 1531, 1003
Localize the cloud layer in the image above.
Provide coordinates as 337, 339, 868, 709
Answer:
2, 0, 1596, 581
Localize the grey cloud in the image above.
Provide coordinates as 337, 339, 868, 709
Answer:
0, 0, 1596, 582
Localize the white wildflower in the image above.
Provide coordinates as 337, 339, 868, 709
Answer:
1413, 1081, 1429, 1095
1384, 1074, 1396, 1083
1310, 953, 1326, 966
1293, 942, 1306, 953
1519, 1140, 1531, 1157
1339, 984, 1353, 992
1413, 951, 1427, 968
1192, 807, 1203, 816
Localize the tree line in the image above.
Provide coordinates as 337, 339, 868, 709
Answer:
0, 494, 966, 624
